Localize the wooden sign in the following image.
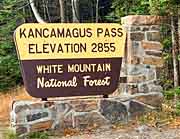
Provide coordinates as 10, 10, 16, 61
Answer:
14, 23, 126, 98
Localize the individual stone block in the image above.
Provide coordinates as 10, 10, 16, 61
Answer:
127, 84, 138, 94
130, 26, 141, 31
145, 68, 156, 81
30, 103, 43, 109
143, 57, 164, 67
131, 56, 141, 64
127, 64, 145, 75
150, 25, 160, 31
15, 104, 30, 114
129, 101, 151, 117
99, 99, 128, 123
56, 102, 72, 114
145, 50, 162, 57
16, 126, 28, 135
132, 41, 145, 57
134, 92, 163, 107
74, 112, 108, 129
62, 112, 74, 128
138, 83, 149, 93
30, 120, 53, 132
56, 111, 74, 129
148, 84, 163, 92
117, 83, 127, 95
44, 101, 55, 108
127, 75, 146, 83
146, 31, 161, 42
69, 99, 98, 112
26, 111, 49, 122
130, 32, 144, 41
142, 26, 150, 31
142, 41, 162, 51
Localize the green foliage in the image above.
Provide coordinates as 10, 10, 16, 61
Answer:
163, 87, 180, 100
0, 0, 27, 91
4, 130, 18, 139
111, 0, 150, 19
26, 132, 49, 139
175, 101, 180, 116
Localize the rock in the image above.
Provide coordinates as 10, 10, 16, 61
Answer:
151, 25, 160, 31
142, 41, 162, 51
16, 126, 28, 135
143, 56, 164, 67
146, 31, 161, 42
44, 101, 55, 108
142, 26, 150, 31
145, 50, 162, 57
127, 84, 138, 95
30, 120, 53, 132
15, 104, 30, 113
134, 92, 163, 107
56, 102, 72, 114
30, 103, 43, 109
74, 112, 109, 129
62, 112, 74, 128
130, 26, 141, 31
145, 69, 156, 81
130, 32, 145, 41
99, 99, 128, 123
148, 84, 163, 92
129, 101, 151, 117
132, 41, 145, 57
26, 111, 49, 122
127, 65, 144, 75
69, 99, 98, 112
138, 83, 149, 93
128, 75, 146, 83
130, 56, 142, 64
135, 125, 151, 134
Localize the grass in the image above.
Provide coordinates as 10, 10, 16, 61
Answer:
4, 130, 50, 139
26, 131, 50, 139
4, 130, 18, 139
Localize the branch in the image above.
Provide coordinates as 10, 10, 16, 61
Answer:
29, 0, 46, 23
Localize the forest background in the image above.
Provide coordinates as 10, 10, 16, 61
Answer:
1, 0, 180, 104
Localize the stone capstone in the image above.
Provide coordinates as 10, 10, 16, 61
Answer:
122, 15, 164, 25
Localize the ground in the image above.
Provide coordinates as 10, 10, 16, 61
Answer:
49, 125, 180, 139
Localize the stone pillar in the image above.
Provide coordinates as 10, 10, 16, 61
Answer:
119, 15, 163, 100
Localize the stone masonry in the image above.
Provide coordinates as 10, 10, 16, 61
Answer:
10, 16, 164, 136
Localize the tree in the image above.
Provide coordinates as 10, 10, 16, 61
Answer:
0, 0, 26, 91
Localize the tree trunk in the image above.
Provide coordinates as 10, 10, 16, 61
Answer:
171, 16, 179, 87
178, 8, 180, 85
59, 0, 65, 23
72, 0, 79, 23
29, 0, 46, 23
96, 0, 99, 23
